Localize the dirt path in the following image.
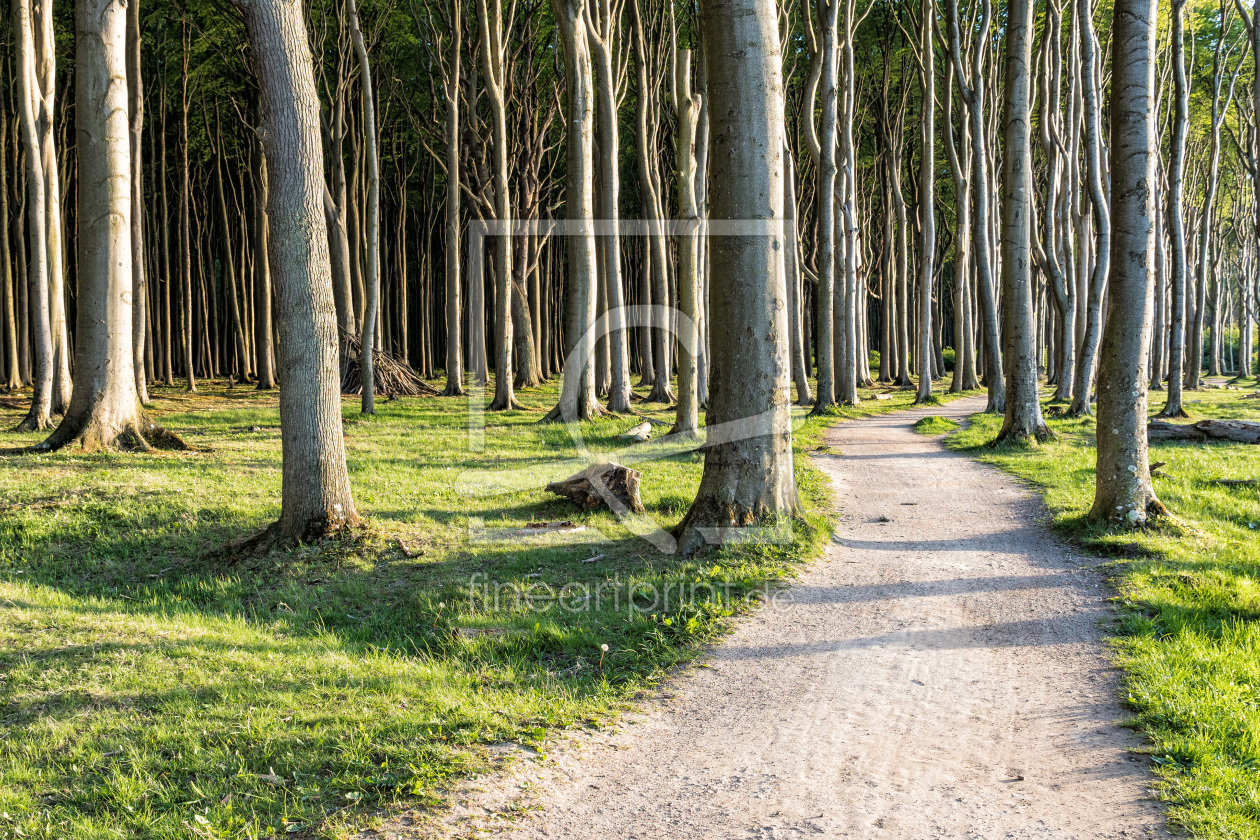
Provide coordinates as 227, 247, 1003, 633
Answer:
382, 397, 1169, 839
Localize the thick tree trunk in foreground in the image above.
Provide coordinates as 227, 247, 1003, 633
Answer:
675, 0, 800, 554
996, 0, 1049, 441
235, 0, 360, 540
36, 0, 179, 452
1089, 0, 1166, 527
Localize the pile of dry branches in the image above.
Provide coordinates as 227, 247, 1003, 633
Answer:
339, 334, 440, 397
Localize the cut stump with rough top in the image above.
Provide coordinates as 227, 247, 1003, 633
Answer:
545, 463, 645, 514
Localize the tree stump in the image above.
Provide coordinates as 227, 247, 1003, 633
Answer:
545, 463, 645, 514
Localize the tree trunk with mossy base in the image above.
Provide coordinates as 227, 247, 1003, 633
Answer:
35, 0, 183, 452
235, 0, 361, 541
995, 0, 1050, 443
1089, 0, 1167, 528
674, 0, 801, 555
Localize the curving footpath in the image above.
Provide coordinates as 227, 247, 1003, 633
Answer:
375, 396, 1169, 840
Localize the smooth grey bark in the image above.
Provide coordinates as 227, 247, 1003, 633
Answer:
252, 141, 277, 389
441, 0, 465, 397
1069, 0, 1110, 416
673, 46, 702, 437
630, 0, 673, 404
996, 0, 1049, 441
810, 0, 839, 412
346, 0, 380, 414
37, 0, 173, 451
1161, 0, 1191, 417
1034, 0, 1075, 404
784, 137, 813, 405
1089, 0, 1166, 526
35, 0, 70, 413
477, 0, 518, 410
0, 108, 17, 391
914, 0, 935, 405
234, 0, 361, 540
675, 0, 800, 554
586, 0, 632, 413
943, 62, 979, 392
14, 0, 52, 431
945, 0, 1004, 411
127, 0, 148, 403
544, 0, 602, 422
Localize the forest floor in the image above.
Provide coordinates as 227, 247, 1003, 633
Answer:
0, 377, 969, 840
382, 395, 1172, 840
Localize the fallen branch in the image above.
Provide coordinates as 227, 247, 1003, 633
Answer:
1148, 419, 1260, 444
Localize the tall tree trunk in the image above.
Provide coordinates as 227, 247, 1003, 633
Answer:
915, 0, 935, 405
128, 0, 148, 403
1069, 0, 1110, 415
478, 0, 518, 411
675, 0, 800, 554
545, 0, 602, 422
996, 0, 1049, 441
673, 45, 702, 437
13, 0, 53, 431
36, 0, 180, 451
441, 0, 465, 397
1161, 0, 1192, 416
589, 0, 632, 413
810, 0, 839, 412
233, 0, 361, 540
1089, 0, 1165, 526
347, 0, 380, 414
252, 140, 277, 389
0, 101, 19, 391
180, 29, 196, 392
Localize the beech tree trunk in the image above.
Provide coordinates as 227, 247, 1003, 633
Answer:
127, 0, 148, 403
545, 0, 602, 422
996, 0, 1049, 441
810, 0, 839, 412
36, 0, 173, 452
1161, 0, 1190, 418
234, 0, 361, 540
1090, 0, 1166, 526
14, 0, 53, 432
673, 46, 702, 437
675, 0, 800, 554
915, 0, 935, 405
347, 0, 380, 414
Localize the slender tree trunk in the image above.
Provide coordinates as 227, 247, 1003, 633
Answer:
545, 0, 602, 422
996, 0, 1049, 441
1069, 0, 1110, 415
0, 103, 19, 391
13, 0, 53, 431
915, 0, 935, 405
1162, 0, 1192, 416
441, 1, 465, 397
347, 0, 379, 414
252, 140, 277, 389
1089, 0, 1165, 526
810, 0, 839, 412
673, 46, 702, 437
180, 31, 196, 392
127, 0, 148, 403
675, 0, 800, 554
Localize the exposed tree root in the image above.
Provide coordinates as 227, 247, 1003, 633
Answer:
29, 416, 190, 454
214, 515, 368, 565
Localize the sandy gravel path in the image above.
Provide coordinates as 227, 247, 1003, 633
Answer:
377, 397, 1169, 839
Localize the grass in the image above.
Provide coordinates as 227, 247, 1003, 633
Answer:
946, 382, 1260, 839
0, 376, 968, 839
912, 415, 961, 435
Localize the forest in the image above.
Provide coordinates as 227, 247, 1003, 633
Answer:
0, 0, 1259, 834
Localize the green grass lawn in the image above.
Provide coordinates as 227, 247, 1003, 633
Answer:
0, 376, 965, 839
947, 383, 1260, 839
